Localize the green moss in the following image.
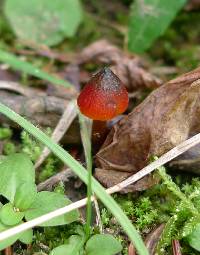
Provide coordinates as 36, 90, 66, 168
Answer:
116, 195, 159, 231
0, 127, 12, 140
149, 11, 200, 72
32, 223, 84, 252
20, 130, 42, 162
3, 142, 16, 155
53, 181, 65, 195
38, 156, 60, 182
154, 166, 200, 254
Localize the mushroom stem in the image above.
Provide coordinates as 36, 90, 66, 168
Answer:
92, 120, 109, 152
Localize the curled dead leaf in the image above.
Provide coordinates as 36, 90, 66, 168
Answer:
95, 67, 200, 189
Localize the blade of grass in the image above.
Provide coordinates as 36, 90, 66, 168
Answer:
0, 102, 148, 255
79, 113, 93, 239
0, 49, 73, 88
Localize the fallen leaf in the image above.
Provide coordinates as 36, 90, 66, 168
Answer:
95, 168, 157, 193
77, 40, 162, 91
95, 67, 200, 189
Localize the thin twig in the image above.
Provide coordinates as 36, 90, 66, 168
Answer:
93, 196, 103, 233
35, 100, 77, 169
37, 168, 75, 191
1, 132, 200, 241
0, 81, 45, 97
4, 247, 12, 255
128, 243, 136, 255
107, 132, 200, 194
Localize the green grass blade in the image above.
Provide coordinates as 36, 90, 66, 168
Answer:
0, 49, 72, 88
78, 113, 93, 239
0, 102, 149, 255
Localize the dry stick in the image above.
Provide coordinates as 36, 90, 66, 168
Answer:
1, 132, 200, 241
4, 247, 12, 255
37, 168, 74, 191
107, 132, 200, 194
0, 81, 45, 97
93, 196, 103, 233
172, 240, 182, 255
35, 100, 77, 169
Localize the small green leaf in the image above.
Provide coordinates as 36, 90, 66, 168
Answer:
186, 223, 200, 251
128, 0, 186, 53
85, 234, 122, 255
14, 182, 37, 211
0, 203, 24, 226
4, 0, 83, 46
19, 228, 33, 244
0, 220, 21, 251
50, 235, 84, 255
0, 153, 35, 202
25, 191, 79, 226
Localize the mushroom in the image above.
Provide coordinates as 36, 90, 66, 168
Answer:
77, 67, 129, 121
77, 67, 129, 149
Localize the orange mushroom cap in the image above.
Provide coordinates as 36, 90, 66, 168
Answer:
77, 68, 129, 121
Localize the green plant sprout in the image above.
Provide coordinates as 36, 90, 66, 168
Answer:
0, 153, 79, 250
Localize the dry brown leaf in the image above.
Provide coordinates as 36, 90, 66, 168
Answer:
77, 40, 162, 91
95, 168, 158, 193
95, 67, 200, 189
